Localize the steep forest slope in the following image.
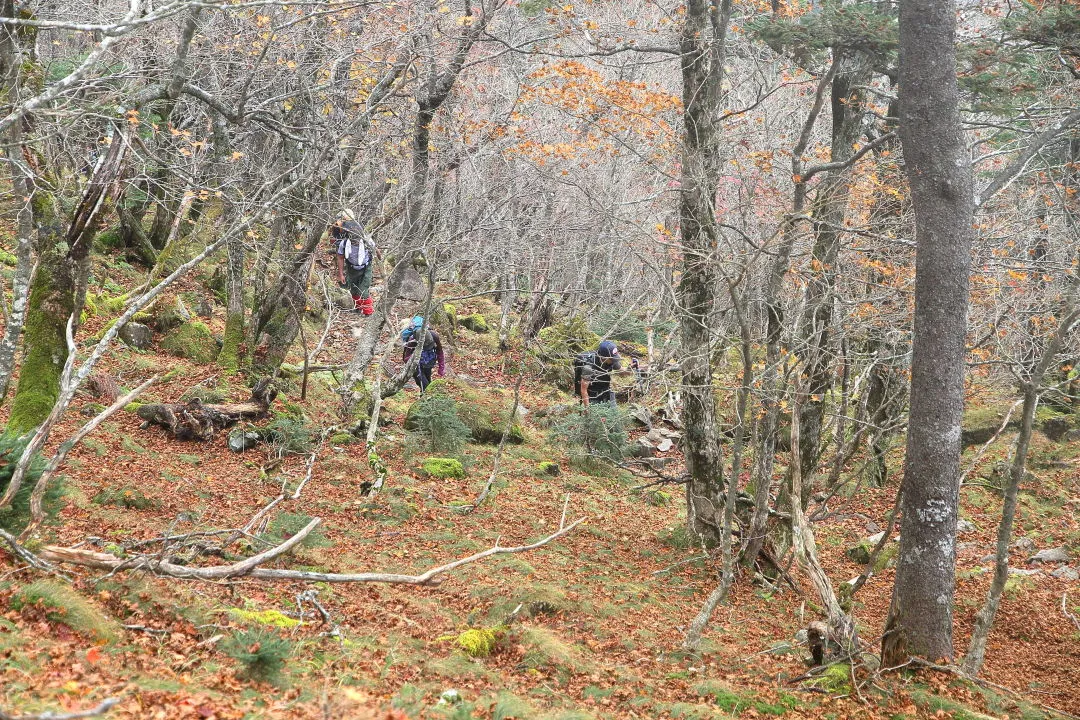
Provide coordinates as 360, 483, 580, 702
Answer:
0, 248, 1076, 720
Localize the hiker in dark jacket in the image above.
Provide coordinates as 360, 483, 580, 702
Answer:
574, 340, 621, 407
402, 316, 446, 392
332, 212, 377, 315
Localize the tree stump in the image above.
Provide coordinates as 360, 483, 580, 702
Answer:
137, 378, 277, 440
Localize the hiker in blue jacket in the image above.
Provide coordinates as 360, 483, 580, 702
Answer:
401, 316, 446, 392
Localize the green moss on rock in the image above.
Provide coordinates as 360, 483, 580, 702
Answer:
161, 321, 218, 364
803, 663, 852, 694
537, 461, 561, 476
460, 313, 489, 333
453, 627, 499, 657
404, 378, 525, 445
422, 457, 465, 479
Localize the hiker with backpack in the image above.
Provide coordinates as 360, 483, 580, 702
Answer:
402, 316, 446, 392
332, 212, 378, 315
573, 340, 622, 407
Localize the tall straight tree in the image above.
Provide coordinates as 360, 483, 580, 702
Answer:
677, 0, 732, 545
881, 0, 974, 666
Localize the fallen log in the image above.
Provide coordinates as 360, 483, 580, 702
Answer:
136, 377, 277, 440
37, 517, 586, 586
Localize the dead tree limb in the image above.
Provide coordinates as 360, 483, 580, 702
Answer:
0, 697, 120, 720
789, 389, 860, 659
0, 528, 65, 576
136, 378, 277, 439
40, 517, 321, 580
39, 517, 586, 586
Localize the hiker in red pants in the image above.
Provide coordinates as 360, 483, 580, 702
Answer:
332, 212, 377, 315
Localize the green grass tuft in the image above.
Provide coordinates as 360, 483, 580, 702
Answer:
10, 580, 120, 643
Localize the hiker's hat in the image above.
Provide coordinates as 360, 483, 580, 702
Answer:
597, 340, 619, 358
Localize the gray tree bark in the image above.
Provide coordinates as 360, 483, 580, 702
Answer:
677, 0, 731, 546
882, 0, 974, 667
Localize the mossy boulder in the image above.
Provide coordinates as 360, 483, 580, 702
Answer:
160, 321, 218, 364
535, 317, 601, 389
422, 457, 465, 479
151, 296, 193, 332
459, 313, 489, 333
405, 378, 525, 445
442, 303, 458, 328
537, 461, 561, 476
803, 663, 852, 694
846, 533, 898, 570
11, 580, 120, 644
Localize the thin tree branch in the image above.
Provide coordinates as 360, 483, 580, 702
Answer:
39, 518, 586, 586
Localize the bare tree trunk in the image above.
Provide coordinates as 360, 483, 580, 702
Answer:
0, 0, 36, 403
343, 9, 491, 395
744, 65, 834, 568
497, 271, 515, 352
790, 387, 859, 654
684, 280, 751, 651
0, 161, 37, 403
796, 52, 873, 483
677, 0, 731, 545
963, 297, 1080, 675
882, 0, 974, 667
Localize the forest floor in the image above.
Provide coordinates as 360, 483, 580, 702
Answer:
0, 255, 1078, 720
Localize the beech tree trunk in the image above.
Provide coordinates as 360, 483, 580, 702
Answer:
5, 123, 126, 435
0, 4, 36, 403
796, 51, 872, 482
882, 0, 974, 667
677, 0, 731, 545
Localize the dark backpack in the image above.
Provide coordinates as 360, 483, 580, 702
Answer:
572, 352, 598, 393
331, 218, 364, 241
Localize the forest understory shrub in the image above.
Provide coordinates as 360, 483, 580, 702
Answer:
550, 403, 629, 468
222, 626, 294, 685
0, 434, 64, 533
407, 392, 472, 455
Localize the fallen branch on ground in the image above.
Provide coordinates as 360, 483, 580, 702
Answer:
0, 697, 120, 720
0, 529, 63, 574
37, 517, 587, 586
136, 377, 277, 440
1063, 591, 1080, 633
